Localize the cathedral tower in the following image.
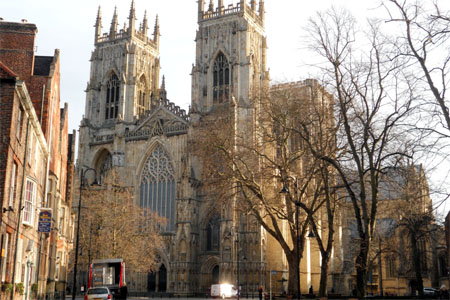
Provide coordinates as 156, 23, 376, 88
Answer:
191, 0, 267, 113
84, 1, 160, 126
189, 0, 269, 293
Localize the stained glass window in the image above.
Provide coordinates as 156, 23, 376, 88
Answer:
206, 214, 220, 251
140, 145, 176, 231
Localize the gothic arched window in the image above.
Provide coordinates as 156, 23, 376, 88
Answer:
137, 76, 147, 117
97, 151, 112, 184
140, 145, 176, 231
213, 53, 231, 103
105, 73, 120, 120
206, 214, 220, 251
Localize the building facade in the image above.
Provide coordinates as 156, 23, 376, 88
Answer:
75, 0, 446, 297
0, 20, 75, 300
76, 0, 271, 295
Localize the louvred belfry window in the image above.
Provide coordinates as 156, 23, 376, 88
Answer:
213, 52, 231, 103
137, 76, 147, 117
105, 73, 120, 120
140, 145, 176, 232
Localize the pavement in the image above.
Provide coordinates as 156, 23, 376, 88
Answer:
67, 298, 260, 300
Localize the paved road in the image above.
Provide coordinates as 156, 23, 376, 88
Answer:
67, 298, 259, 300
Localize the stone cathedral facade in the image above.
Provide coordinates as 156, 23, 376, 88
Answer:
77, 0, 271, 295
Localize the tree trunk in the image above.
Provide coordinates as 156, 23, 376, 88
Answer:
287, 253, 302, 298
410, 232, 424, 298
319, 254, 330, 297
355, 238, 369, 297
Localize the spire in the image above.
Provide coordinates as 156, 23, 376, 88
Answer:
251, 0, 256, 10
240, 0, 246, 12
110, 6, 118, 39
259, 0, 265, 22
94, 6, 102, 44
153, 15, 160, 46
208, 0, 214, 12
160, 75, 167, 100
128, 0, 136, 35
218, 0, 223, 14
142, 10, 148, 36
198, 0, 205, 21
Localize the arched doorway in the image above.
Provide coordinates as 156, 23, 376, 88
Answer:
158, 265, 167, 292
212, 265, 219, 284
147, 273, 156, 292
147, 264, 167, 292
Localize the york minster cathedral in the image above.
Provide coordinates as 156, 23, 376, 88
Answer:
77, 0, 313, 295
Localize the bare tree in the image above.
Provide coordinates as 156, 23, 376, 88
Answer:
193, 82, 336, 296
305, 7, 416, 297
77, 170, 164, 273
383, 0, 450, 137
384, 164, 436, 297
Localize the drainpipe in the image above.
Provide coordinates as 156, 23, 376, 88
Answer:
40, 85, 45, 125
10, 117, 30, 300
35, 84, 46, 299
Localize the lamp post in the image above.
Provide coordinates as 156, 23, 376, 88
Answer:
72, 167, 98, 300
236, 232, 240, 300
280, 177, 301, 300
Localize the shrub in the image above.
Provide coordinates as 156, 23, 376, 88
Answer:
15, 282, 25, 295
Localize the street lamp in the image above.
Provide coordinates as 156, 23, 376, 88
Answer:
280, 177, 301, 300
235, 231, 248, 300
236, 232, 240, 300
72, 167, 98, 300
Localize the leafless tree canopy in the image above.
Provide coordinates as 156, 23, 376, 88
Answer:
76, 170, 164, 273
305, 7, 417, 297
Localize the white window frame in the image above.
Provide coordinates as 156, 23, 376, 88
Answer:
27, 133, 34, 166
9, 163, 16, 207
59, 207, 65, 236
16, 108, 22, 139
23, 179, 36, 226
1, 233, 9, 282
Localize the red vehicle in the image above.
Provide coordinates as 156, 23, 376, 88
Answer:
89, 259, 126, 299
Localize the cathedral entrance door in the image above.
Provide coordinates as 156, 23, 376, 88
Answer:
147, 272, 156, 292
212, 265, 219, 284
158, 265, 167, 292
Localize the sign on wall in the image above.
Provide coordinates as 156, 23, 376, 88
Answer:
38, 209, 52, 233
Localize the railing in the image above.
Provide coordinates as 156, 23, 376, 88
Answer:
201, 2, 263, 25
97, 30, 158, 48
124, 122, 188, 141
202, 3, 241, 20
90, 134, 114, 145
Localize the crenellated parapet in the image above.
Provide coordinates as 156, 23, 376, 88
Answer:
198, 0, 264, 25
94, 1, 160, 48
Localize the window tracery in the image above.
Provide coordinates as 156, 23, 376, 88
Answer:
99, 152, 112, 183
213, 53, 231, 103
105, 73, 120, 120
140, 145, 176, 231
206, 214, 220, 251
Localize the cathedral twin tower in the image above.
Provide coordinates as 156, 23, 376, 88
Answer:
78, 0, 268, 294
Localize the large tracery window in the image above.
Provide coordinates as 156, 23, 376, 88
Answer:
206, 214, 220, 251
213, 52, 231, 103
105, 73, 120, 120
140, 145, 176, 231
98, 152, 112, 183
137, 76, 147, 117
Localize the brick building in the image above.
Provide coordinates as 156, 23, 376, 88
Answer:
0, 20, 75, 300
